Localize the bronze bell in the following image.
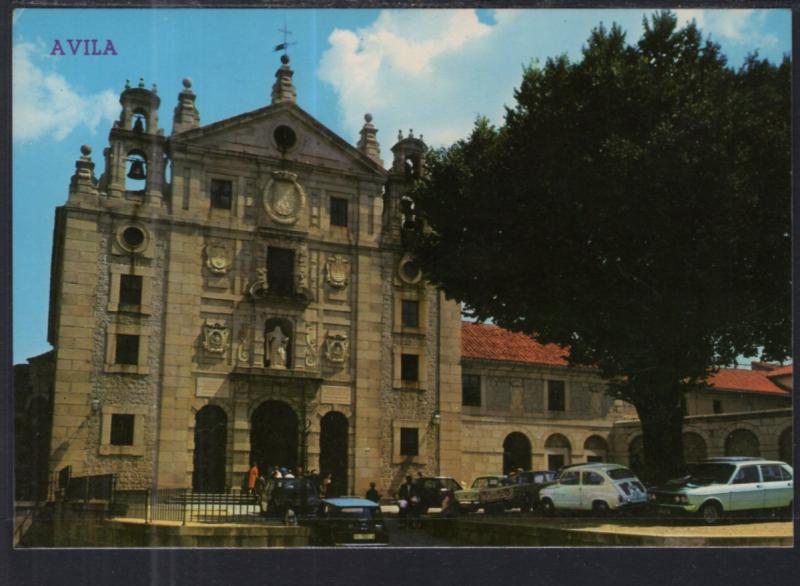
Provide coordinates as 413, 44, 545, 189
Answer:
132, 117, 145, 133
127, 160, 146, 180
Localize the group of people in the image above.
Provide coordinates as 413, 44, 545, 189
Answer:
247, 463, 335, 499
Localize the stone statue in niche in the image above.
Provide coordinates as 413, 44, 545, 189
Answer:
204, 239, 231, 275
202, 320, 230, 354
266, 325, 290, 369
305, 324, 318, 367
325, 255, 349, 289
324, 332, 348, 364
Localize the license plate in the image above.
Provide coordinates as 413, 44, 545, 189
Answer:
353, 533, 375, 541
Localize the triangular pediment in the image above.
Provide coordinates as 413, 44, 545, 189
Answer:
170, 102, 386, 177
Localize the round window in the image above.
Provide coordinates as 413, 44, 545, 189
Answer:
274, 125, 297, 151
122, 226, 145, 248
402, 260, 421, 281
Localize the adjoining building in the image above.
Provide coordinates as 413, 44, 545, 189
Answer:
19, 55, 792, 501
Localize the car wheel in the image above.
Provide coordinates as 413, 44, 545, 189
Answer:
520, 495, 533, 513
592, 500, 610, 517
541, 498, 556, 516
699, 502, 722, 525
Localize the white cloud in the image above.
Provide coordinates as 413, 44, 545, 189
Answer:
319, 9, 782, 162
676, 9, 777, 48
13, 41, 120, 143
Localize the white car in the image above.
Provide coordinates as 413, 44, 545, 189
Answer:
539, 463, 648, 514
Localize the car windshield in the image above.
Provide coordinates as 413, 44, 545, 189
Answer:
685, 463, 736, 484
443, 479, 462, 491
330, 506, 382, 520
607, 468, 635, 480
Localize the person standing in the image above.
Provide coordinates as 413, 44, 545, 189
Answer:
320, 473, 333, 499
366, 482, 380, 503
247, 462, 259, 496
397, 475, 416, 528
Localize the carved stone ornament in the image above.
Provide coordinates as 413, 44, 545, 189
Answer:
236, 324, 250, 363
202, 320, 230, 354
263, 170, 306, 225
325, 255, 349, 289
248, 268, 268, 299
324, 332, 349, 364
204, 239, 231, 275
266, 325, 290, 369
305, 324, 318, 368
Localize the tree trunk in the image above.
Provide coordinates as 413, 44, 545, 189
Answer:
632, 386, 686, 485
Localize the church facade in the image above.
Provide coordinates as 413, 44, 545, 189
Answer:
39, 55, 791, 499
45, 55, 462, 495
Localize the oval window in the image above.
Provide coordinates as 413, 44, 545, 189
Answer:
122, 226, 145, 248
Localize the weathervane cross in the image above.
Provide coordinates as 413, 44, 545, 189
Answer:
274, 21, 297, 54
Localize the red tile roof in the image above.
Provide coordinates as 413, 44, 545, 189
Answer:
461, 322, 791, 396
766, 365, 793, 378
707, 368, 790, 396
461, 322, 568, 366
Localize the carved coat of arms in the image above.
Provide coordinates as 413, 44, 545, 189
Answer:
324, 332, 349, 364
202, 320, 230, 354
204, 239, 231, 274
325, 255, 349, 289
263, 170, 306, 225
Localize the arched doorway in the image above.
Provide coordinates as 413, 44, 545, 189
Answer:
503, 432, 532, 473
251, 401, 299, 474
544, 433, 572, 471
682, 432, 707, 464
628, 435, 645, 476
583, 435, 608, 463
193, 405, 227, 492
725, 428, 760, 457
319, 411, 349, 497
778, 427, 792, 464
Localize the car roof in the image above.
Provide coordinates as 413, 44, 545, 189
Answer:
702, 457, 790, 465
322, 498, 380, 508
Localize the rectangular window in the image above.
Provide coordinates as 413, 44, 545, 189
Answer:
115, 334, 140, 365
110, 414, 135, 446
400, 354, 419, 382
713, 399, 723, 414
330, 196, 348, 227
401, 300, 419, 328
462, 374, 481, 407
119, 274, 143, 307
548, 380, 565, 412
210, 179, 232, 209
400, 427, 419, 456
267, 247, 295, 295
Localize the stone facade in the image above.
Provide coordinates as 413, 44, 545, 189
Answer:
45, 58, 462, 496
39, 56, 791, 501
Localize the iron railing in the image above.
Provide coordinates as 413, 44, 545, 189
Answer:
111, 488, 262, 524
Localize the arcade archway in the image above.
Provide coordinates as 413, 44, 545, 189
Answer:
503, 432, 532, 473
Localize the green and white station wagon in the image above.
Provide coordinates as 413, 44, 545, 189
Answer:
649, 457, 794, 523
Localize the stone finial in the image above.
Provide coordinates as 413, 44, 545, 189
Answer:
357, 112, 383, 166
125, 79, 131, 89
138, 77, 145, 88
69, 144, 98, 200
398, 129, 403, 141
271, 53, 296, 105
172, 76, 200, 134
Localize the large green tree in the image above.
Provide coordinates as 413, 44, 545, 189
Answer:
410, 12, 790, 483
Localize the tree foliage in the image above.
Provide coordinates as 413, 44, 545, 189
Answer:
410, 12, 790, 481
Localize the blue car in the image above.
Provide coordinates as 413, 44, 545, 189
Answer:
307, 498, 390, 546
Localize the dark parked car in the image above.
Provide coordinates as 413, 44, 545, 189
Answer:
307, 498, 389, 546
259, 476, 321, 517
413, 476, 463, 514
511, 470, 558, 512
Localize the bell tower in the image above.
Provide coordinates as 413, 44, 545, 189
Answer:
102, 78, 166, 204
384, 129, 427, 246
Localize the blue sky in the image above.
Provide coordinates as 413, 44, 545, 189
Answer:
11, 8, 791, 364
